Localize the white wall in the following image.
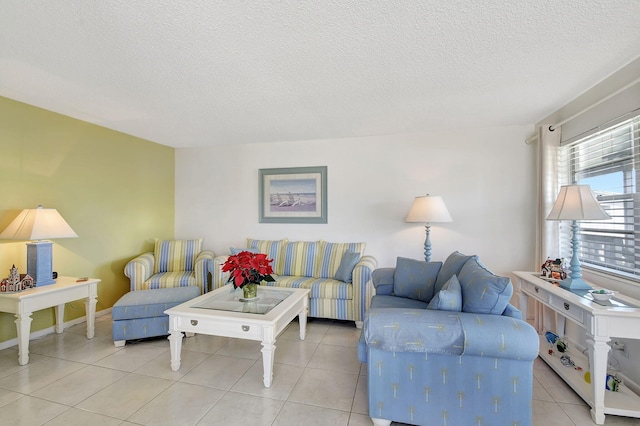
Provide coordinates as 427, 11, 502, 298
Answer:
175, 125, 536, 279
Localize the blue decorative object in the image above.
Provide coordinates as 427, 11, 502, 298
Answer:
561, 220, 593, 290
27, 241, 55, 286
545, 331, 559, 345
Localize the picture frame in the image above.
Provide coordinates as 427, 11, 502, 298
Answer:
259, 166, 327, 223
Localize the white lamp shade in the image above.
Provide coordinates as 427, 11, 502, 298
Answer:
406, 195, 453, 223
546, 185, 610, 221
0, 206, 78, 240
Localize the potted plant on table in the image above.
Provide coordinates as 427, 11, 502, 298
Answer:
221, 251, 275, 299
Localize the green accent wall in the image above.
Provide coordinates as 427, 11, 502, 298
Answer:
0, 96, 175, 344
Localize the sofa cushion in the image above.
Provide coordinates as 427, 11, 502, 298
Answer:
247, 238, 288, 275
434, 251, 476, 294
153, 239, 202, 273
282, 241, 318, 277
314, 241, 366, 279
265, 276, 353, 300
145, 271, 195, 290
427, 274, 462, 312
370, 294, 428, 310
458, 257, 513, 315
393, 257, 442, 302
334, 250, 361, 283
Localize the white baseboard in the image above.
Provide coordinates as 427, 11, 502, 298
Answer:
0, 308, 112, 351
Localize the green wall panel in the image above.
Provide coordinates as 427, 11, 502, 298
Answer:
0, 96, 175, 343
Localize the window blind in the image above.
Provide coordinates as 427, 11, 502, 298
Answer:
558, 115, 640, 279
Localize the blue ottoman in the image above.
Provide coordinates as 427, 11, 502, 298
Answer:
112, 286, 201, 347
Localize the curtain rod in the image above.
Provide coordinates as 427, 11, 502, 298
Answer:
525, 133, 538, 145
549, 75, 640, 131
524, 75, 640, 144
560, 106, 640, 146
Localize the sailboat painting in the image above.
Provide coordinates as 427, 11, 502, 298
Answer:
269, 179, 317, 212
259, 166, 327, 223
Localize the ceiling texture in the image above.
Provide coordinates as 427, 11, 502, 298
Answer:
1, 1, 639, 148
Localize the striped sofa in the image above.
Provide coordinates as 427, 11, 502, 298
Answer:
212, 239, 377, 328
124, 239, 215, 293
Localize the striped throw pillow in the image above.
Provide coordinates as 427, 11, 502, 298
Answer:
314, 241, 366, 279
153, 239, 203, 273
282, 241, 318, 277
246, 238, 288, 276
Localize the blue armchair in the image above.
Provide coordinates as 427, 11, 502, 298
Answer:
358, 252, 539, 426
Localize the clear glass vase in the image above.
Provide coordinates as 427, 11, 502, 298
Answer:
242, 283, 258, 299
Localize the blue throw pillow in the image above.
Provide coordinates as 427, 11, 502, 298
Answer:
334, 251, 361, 283
458, 257, 513, 315
230, 247, 261, 255
393, 257, 442, 302
427, 274, 462, 312
433, 251, 476, 294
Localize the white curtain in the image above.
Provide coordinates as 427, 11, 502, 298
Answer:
537, 125, 561, 264
533, 125, 561, 333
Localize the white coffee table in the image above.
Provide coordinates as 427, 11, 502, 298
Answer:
165, 285, 309, 387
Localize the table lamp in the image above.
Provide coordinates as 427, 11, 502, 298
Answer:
546, 184, 610, 290
0, 205, 78, 286
406, 194, 453, 262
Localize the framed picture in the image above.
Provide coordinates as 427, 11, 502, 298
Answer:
259, 166, 327, 223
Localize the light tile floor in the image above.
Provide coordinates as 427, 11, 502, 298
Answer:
0, 314, 638, 425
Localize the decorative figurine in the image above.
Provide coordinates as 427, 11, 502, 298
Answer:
541, 258, 568, 280
545, 331, 559, 345
0, 265, 35, 293
556, 338, 568, 353
606, 374, 621, 392
560, 354, 575, 367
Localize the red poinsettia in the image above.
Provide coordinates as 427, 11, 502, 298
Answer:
221, 251, 275, 288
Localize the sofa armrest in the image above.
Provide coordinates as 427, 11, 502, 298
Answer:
365, 308, 539, 361
458, 312, 538, 360
352, 255, 378, 324
371, 267, 395, 295
365, 308, 464, 355
212, 254, 230, 290
124, 252, 155, 291
195, 250, 215, 293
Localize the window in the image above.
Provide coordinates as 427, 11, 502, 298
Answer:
559, 115, 640, 280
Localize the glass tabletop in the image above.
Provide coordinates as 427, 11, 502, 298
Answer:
191, 287, 292, 315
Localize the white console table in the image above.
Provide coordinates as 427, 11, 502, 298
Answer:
0, 276, 100, 365
514, 271, 640, 424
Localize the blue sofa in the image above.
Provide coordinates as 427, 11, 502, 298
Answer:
358, 252, 539, 426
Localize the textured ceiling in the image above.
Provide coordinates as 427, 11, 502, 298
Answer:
1, 1, 639, 148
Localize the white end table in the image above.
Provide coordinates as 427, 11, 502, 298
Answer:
514, 271, 640, 424
0, 276, 100, 365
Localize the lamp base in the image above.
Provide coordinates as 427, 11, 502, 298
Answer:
26, 241, 55, 286
559, 276, 592, 291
